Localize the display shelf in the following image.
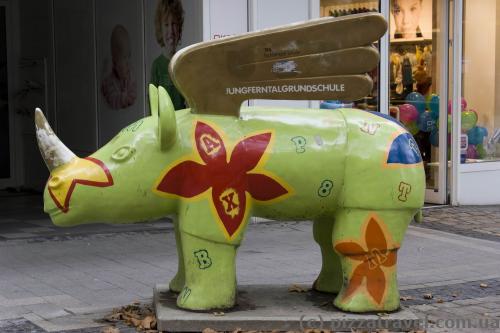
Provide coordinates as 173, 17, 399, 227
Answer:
390, 38, 433, 45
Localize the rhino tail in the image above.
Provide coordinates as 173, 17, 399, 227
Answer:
414, 209, 423, 224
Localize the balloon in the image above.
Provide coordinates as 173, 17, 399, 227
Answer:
448, 97, 467, 114
430, 130, 439, 147
429, 94, 439, 120
467, 126, 488, 145
477, 143, 487, 159
418, 111, 436, 132
399, 104, 419, 124
406, 122, 419, 135
466, 144, 478, 159
406, 92, 426, 114
320, 101, 354, 109
461, 110, 478, 132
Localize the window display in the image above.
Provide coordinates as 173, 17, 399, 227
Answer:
461, 0, 500, 163
388, 0, 449, 191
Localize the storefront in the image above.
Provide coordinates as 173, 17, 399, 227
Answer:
1, 0, 500, 205
318, 0, 500, 205
203, 0, 500, 205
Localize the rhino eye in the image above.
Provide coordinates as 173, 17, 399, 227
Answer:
48, 176, 62, 189
111, 146, 135, 162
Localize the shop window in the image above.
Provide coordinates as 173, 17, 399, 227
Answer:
320, 1, 380, 111
461, 0, 500, 163
388, 0, 448, 191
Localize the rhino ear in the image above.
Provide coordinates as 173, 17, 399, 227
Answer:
148, 84, 159, 117
157, 86, 177, 151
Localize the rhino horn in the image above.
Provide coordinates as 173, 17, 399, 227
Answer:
35, 108, 76, 171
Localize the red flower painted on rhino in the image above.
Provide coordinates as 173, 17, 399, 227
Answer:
156, 121, 289, 237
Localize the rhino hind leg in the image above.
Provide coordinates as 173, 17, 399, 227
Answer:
169, 217, 185, 293
312, 217, 343, 293
176, 231, 237, 310
332, 208, 416, 313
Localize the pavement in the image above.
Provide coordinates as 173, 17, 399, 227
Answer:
0, 191, 499, 332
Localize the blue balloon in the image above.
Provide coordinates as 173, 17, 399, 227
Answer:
320, 101, 354, 109
430, 130, 439, 147
418, 111, 436, 132
467, 126, 488, 145
429, 95, 440, 120
320, 101, 339, 109
406, 92, 426, 114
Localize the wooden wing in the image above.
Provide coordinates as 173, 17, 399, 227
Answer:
170, 13, 387, 116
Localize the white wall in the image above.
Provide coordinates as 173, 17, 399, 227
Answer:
463, 0, 496, 134
248, 0, 319, 109
459, 162, 500, 204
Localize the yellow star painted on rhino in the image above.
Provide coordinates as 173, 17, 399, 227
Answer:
47, 157, 113, 213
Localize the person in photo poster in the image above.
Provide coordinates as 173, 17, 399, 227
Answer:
391, 0, 423, 39
101, 24, 137, 110
151, 0, 185, 110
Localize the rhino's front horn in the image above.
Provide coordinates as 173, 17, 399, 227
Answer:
35, 108, 76, 171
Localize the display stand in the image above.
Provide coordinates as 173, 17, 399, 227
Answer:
154, 284, 421, 332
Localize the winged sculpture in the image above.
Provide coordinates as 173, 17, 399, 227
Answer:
35, 13, 425, 313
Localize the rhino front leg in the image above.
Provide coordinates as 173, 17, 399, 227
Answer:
312, 217, 343, 293
332, 208, 416, 313
177, 231, 237, 310
169, 217, 185, 293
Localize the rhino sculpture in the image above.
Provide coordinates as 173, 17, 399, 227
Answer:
36, 13, 424, 313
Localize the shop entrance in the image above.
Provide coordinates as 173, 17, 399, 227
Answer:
388, 0, 451, 204
320, 0, 451, 204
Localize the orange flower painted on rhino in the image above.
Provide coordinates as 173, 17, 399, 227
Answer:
334, 215, 399, 304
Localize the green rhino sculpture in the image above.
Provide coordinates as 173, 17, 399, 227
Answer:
36, 13, 424, 313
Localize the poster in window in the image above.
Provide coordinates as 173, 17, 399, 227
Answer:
96, 0, 145, 145
389, 0, 432, 41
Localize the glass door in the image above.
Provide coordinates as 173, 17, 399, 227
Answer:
387, 0, 450, 204
0, 2, 13, 186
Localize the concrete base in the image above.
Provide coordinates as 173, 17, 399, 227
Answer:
154, 284, 421, 332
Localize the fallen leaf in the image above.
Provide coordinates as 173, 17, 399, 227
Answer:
480, 283, 488, 288
212, 311, 225, 316
202, 328, 218, 333
437, 298, 444, 303
101, 327, 120, 333
400, 295, 414, 301
142, 315, 157, 330
423, 293, 433, 299
288, 284, 307, 293
127, 317, 142, 327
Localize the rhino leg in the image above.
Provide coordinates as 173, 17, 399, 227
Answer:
169, 217, 185, 293
176, 231, 237, 310
332, 208, 416, 313
312, 217, 343, 293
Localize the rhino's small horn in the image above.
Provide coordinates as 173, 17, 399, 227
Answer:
35, 108, 76, 171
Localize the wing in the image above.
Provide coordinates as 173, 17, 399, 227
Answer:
170, 13, 387, 116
